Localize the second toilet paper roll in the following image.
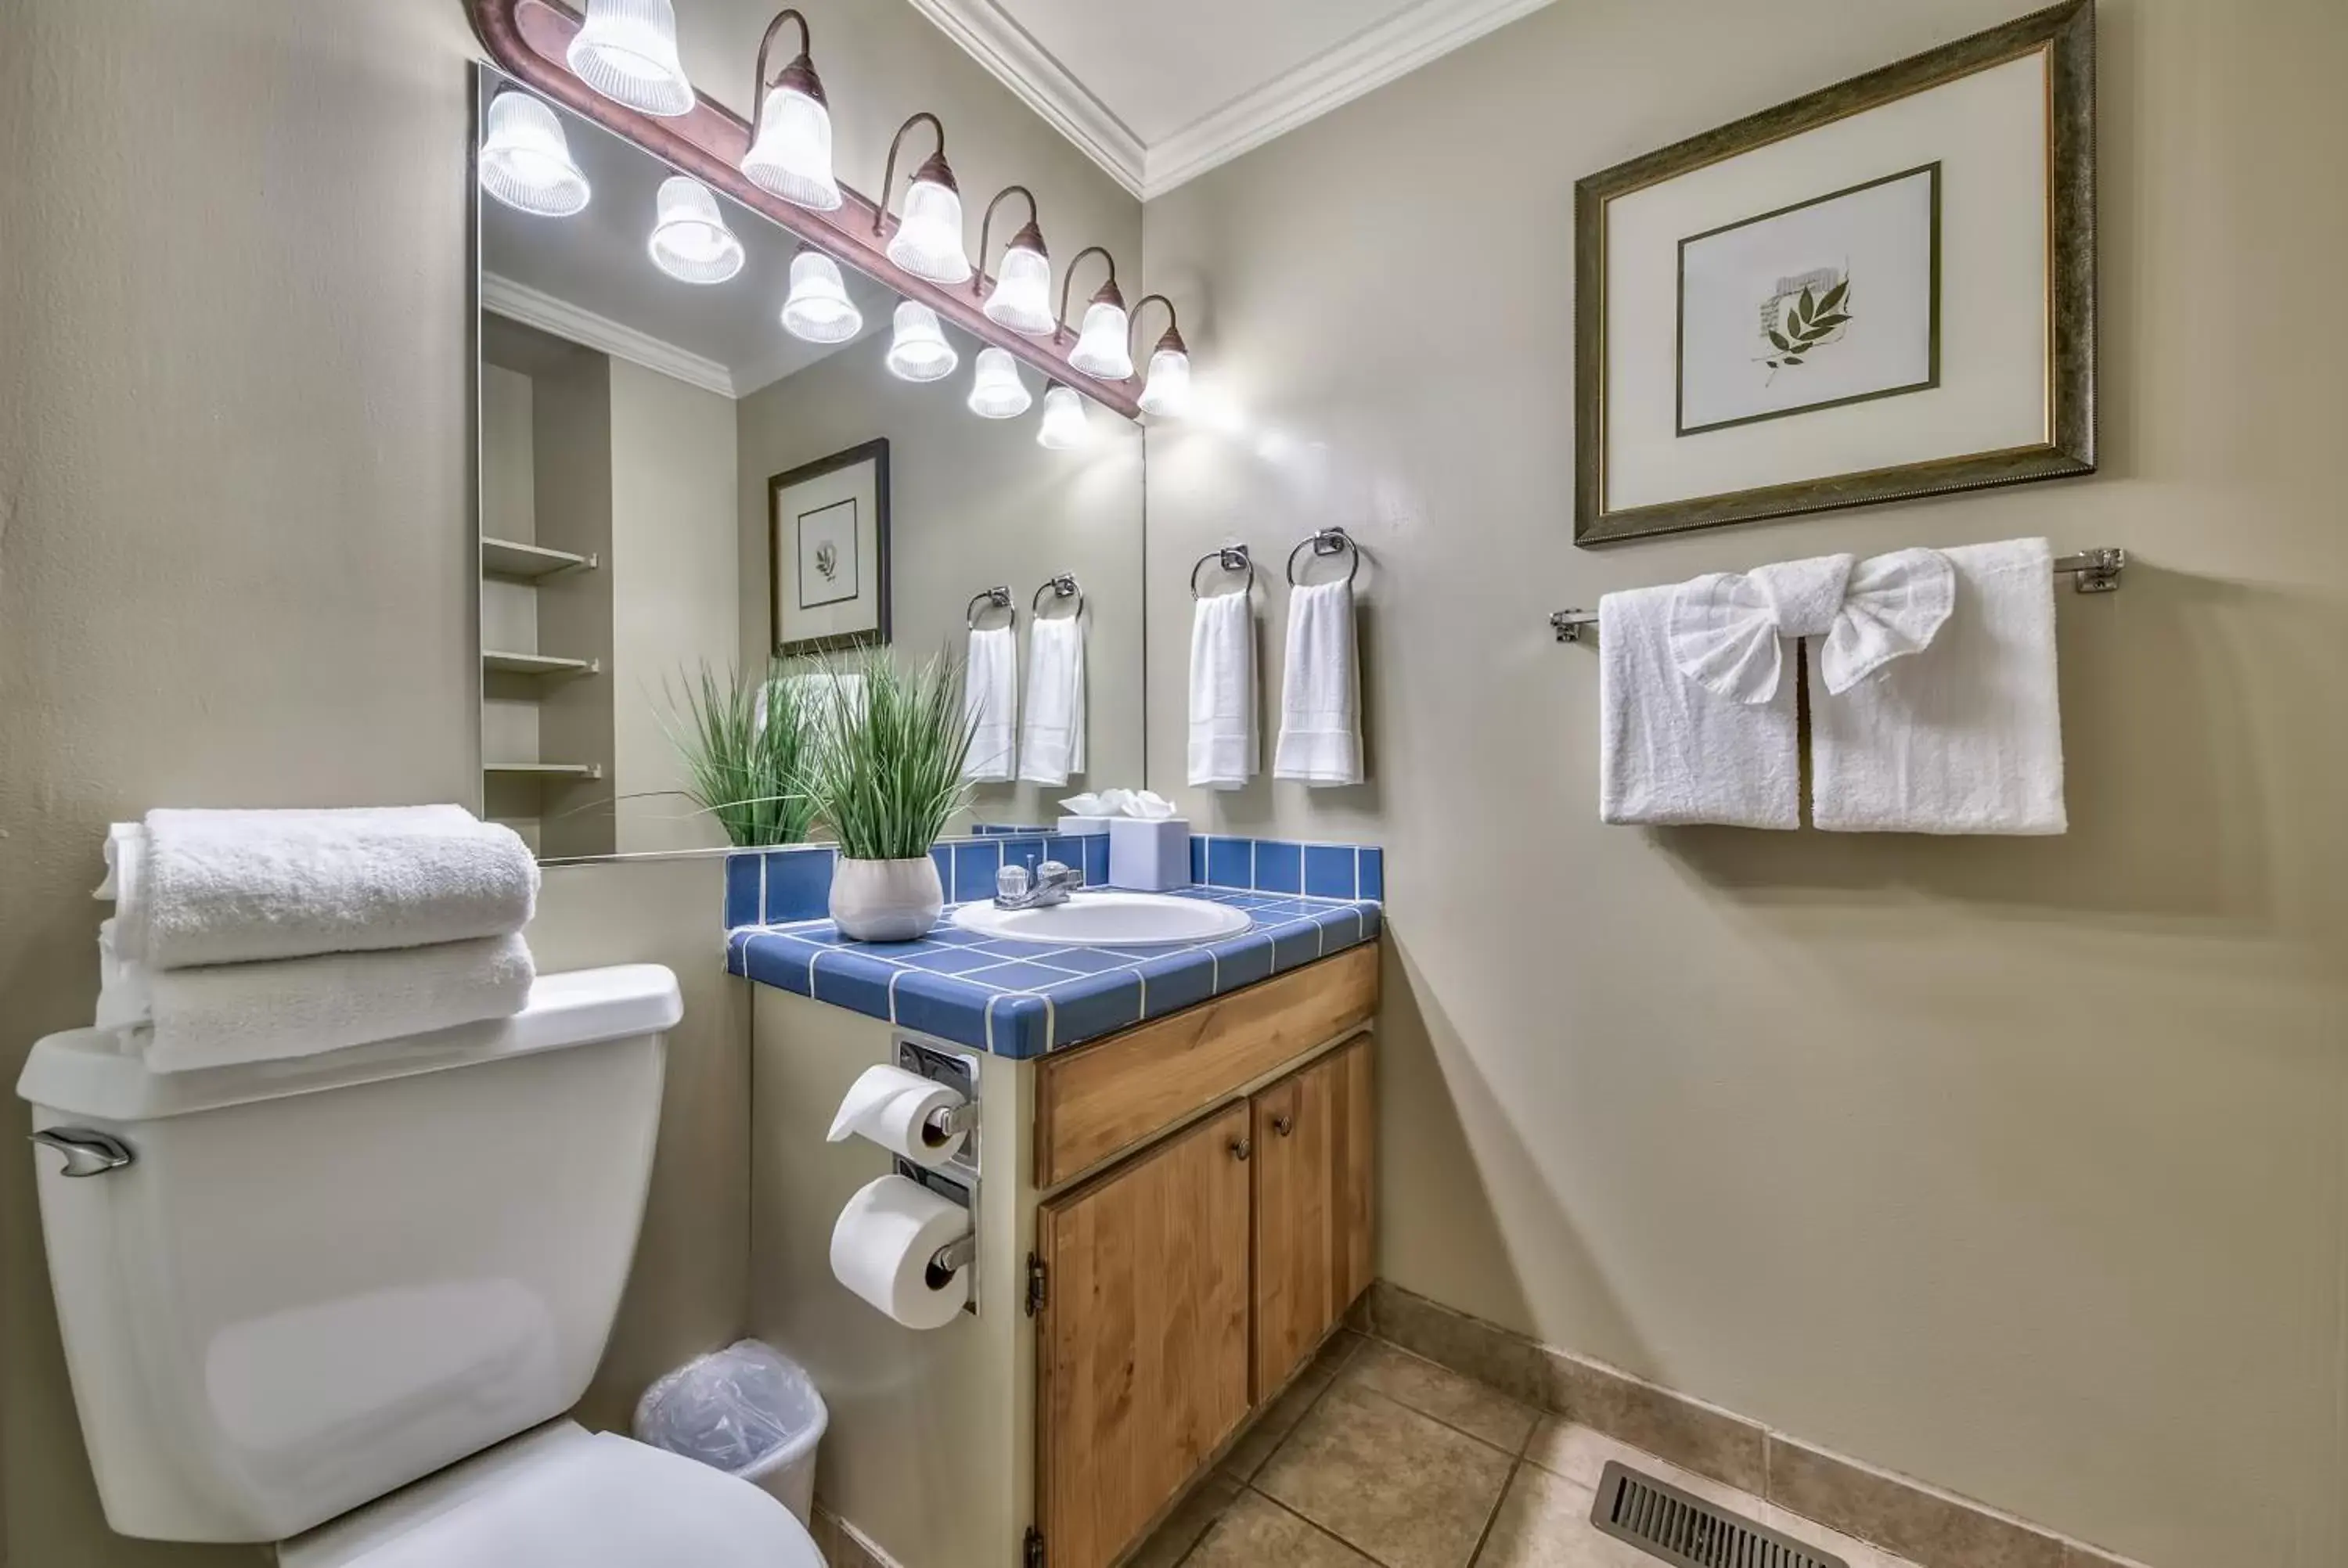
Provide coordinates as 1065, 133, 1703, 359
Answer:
829, 1174, 971, 1330
827, 1063, 967, 1168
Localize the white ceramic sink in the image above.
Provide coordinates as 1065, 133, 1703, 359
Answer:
950, 891, 1252, 948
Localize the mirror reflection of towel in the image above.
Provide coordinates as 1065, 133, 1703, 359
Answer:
1019, 615, 1087, 787
963, 625, 1019, 782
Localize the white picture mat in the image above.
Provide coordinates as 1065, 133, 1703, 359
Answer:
775, 456, 881, 644
1678, 166, 1936, 433
1604, 49, 2050, 513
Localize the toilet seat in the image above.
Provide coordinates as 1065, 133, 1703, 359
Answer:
279, 1422, 823, 1568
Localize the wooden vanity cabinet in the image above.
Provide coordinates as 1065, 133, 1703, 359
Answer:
1032, 953, 1380, 1568
1251, 1035, 1374, 1396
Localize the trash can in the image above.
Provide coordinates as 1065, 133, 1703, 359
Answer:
633, 1340, 829, 1526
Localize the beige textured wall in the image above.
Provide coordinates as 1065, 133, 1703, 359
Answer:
0, 2, 1139, 1565
607, 361, 740, 854
736, 347, 1147, 822
1137, 3, 2348, 1566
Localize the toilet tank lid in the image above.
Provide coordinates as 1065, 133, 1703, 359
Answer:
16, 964, 682, 1124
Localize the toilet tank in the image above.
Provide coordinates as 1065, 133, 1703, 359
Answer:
16, 965, 683, 1545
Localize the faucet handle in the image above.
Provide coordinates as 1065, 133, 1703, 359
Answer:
1035, 858, 1080, 890
996, 862, 1031, 901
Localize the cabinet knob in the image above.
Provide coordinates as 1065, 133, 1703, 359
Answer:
1229, 1136, 1252, 1161
1272, 1114, 1295, 1138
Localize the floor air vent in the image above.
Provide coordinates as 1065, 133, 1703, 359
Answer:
1590, 1461, 1846, 1568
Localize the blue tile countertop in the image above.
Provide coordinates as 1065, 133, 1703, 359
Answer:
724, 834, 1384, 1059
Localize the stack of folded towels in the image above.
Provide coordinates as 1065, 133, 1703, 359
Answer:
95, 805, 540, 1074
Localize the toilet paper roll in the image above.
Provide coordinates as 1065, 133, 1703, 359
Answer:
826, 1064, 969, 1168
829, 1174, 972, 1330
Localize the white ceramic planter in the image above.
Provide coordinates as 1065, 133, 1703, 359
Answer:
830, 856, 945, 942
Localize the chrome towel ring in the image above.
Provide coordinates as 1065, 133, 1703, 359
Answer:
1190, 545, 1255, 599
1032, 573, 1085, 620
1286, 527, 1361, 587
966, 586, 1014, 629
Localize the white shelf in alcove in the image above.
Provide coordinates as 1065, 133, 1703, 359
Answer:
481, 537, 596, 580
484, 761, 603, 780
482, 649, 598, 680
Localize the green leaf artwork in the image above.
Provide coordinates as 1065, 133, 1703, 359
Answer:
1763, 269, 1853, 378
815, 541, 839, 582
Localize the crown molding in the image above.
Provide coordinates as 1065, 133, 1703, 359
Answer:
480, 272, 736, 398
1141, 0, 1559, 197
908, 0, 1557, 202
902, 0, 1147, 198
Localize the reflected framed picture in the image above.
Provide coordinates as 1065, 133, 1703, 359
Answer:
771, 438, 890, 656
1575, 0, 2094, 544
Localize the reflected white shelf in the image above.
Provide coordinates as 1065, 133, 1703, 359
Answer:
482, 649, 597, 680
481, 537, 596, 580
484, 761, 602, 780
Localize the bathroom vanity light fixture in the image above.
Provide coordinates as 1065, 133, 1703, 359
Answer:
780, 246, 862, 343
975, 186, 1055, 336
740, 9, 842, 211
886, 302, 960, 383
1037, 383, 1090, 449
1129, 294, 1191, 418
647, 176, 745, 283
967, 347, 1032, 419
566, 0, 694, 117
478, 92, 592, 217
876, 113, 973, 286
1058, 247, 1133, 381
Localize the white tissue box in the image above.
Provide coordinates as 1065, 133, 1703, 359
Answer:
1107, 818, 1190, 890
1056, 815, 1113, 836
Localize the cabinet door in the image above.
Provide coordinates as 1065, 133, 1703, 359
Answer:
1036, 1102, 1254, 1568
1252, 1035, 1375, 1397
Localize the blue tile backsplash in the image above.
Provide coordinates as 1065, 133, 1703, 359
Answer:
722, 830, 1386, 1058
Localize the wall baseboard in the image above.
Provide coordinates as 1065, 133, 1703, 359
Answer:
1353, 1280, 2146, 1568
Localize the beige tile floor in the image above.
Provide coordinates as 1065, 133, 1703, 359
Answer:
1126, 1332, 1921, 1568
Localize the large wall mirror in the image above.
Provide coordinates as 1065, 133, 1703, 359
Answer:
472, 64, 1144, 861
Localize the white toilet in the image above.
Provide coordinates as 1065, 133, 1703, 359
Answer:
17, 964, 823, 1566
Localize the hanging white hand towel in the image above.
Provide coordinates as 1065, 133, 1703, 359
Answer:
111, 805, 538, 969
97, 919, 536, 1074
1188, 589, 1259, 789
1810, 538, 2066, 834
961, 624, 1019, 782
1599, 584, 1800, 829
1018, 613, 1087, 787
1273, 578, 1363, 786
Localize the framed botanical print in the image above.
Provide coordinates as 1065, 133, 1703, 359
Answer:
770, 438, 891, 656
1576, 0, 2094, 544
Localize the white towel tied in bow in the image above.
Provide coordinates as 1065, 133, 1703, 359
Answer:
1668, 548, 1954, 704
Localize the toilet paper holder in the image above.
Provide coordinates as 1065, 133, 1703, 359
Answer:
895, 1156, 981, 1316
897, 1034, 981, 1180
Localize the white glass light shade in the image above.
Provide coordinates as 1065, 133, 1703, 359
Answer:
1137, 346, 1193, 418
1038, 385, 1090, 449
982, 243, 1056, 336
566, 0, 694, 117
780, 251, 862, 343
885, 302, 959, 383
646, 177, 744, 284
742, 85, 842, 211
887, 178, 973, 286
479, 93, 591, 218
967, 348, 1032, 419
1068, 299, 1134, 379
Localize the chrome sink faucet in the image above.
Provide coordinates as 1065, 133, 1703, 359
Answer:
995, 858, 1083, 910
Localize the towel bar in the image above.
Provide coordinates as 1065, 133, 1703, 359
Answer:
1548, 548, 2127, 644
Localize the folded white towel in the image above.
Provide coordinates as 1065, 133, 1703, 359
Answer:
112, 806, 538, 969
1018, 613, 1087, 787
1188, 589, 1259, 789
1273, 579, 1363, 786
1599, 584, 1799, 828
962, 624, 1019, 782
1810, 538, 2066, 834
99, 919, 535, 1074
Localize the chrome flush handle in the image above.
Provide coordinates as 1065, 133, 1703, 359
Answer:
30, 1127, 136, 1178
